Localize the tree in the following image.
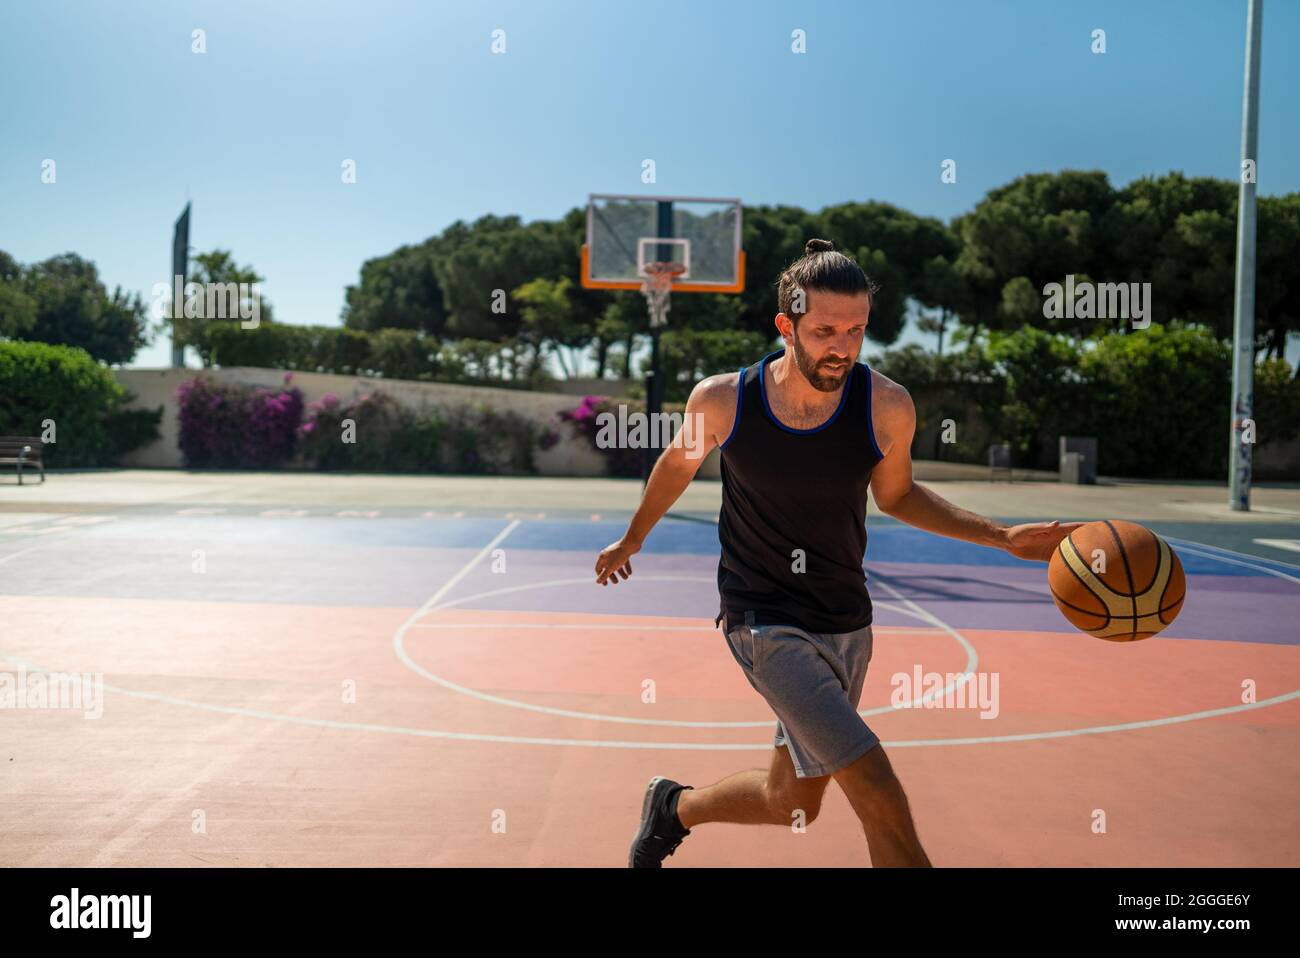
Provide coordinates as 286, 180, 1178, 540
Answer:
852, 245, 907, 345
342, 240, 446, 336
737, 204, 823, 335
189, 250, 273, 321
1100, 173, 1242, 337
953, 171, 1116, 341
512, 276, 588, 377
434, 214, 579, 340
820, 201, 958, 346
0, 250, 38, 340
915, 255, 970, 353
15, 253, 149, 364
175, 250, 274, 364
595, 295, 645, 380
1255, 193, 1300, 362
330, 172, 1299, 386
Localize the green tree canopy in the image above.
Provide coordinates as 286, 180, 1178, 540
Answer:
333, 170, 1300, 380
0, 253, 150, 364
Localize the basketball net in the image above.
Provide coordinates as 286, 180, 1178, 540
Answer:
641, 262, 687, 329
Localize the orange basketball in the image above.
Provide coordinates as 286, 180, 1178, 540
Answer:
1047, 520, 1185, 641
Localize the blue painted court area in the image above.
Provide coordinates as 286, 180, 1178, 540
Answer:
503, 515, 1300, 647
5, 509, 1296, 646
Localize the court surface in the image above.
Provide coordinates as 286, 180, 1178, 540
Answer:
2, 471, 1298, 866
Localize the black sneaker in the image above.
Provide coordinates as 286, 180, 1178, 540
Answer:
628, 776, 693, 868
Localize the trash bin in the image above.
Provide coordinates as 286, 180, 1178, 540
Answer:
1060, 451, 1085, 484
1059, 437, 1097, 484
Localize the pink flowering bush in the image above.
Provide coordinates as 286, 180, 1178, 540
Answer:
177, 375, 541, 474
295, 392, 537, 474
176, 374, 303, 468
296, 391, 413, 470
551, 394, 687, 478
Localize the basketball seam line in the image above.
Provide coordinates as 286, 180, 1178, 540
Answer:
1062, 537, 1113, 628
1102, 520, 1139, 640
1047, 583, 1110, 619
1047, 586, 1184, 621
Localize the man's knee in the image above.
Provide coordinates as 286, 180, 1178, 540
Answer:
836, 743, 900, 801
764, 780, 826, 824
766, 791, 822, 825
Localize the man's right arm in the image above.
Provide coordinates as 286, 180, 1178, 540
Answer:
593, 372, 739, 586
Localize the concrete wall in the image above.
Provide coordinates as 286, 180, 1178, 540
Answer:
113, 367, 722, 478
541, 376, 635, 398
113, 365, 1293, 481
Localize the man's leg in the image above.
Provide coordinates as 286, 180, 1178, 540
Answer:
676, 744, 830, 828
831, 743, 931, 867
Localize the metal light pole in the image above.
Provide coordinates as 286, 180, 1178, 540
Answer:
1229, 0, 1262, 511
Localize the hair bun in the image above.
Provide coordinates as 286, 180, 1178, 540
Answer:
804, 238, 835, 254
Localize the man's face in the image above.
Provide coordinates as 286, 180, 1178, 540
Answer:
784, 291, 870, 392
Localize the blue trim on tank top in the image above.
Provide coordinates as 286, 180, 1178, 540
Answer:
864, 360, 885, 460
758, 348, 854, 435
718, 364, 746, 450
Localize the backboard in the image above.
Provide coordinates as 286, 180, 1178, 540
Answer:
581, 194, 744, 294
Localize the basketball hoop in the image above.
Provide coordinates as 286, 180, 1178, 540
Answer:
581, 195, 743, 485
641, 261, 687, 329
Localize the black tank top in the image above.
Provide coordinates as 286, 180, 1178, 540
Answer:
715, 348, 885, 634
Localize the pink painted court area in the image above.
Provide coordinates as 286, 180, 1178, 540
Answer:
1, 473, 1298, 866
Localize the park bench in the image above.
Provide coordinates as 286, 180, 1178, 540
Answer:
0, 437, 46, 484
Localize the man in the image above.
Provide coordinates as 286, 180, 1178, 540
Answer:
595, 239, 1082, 867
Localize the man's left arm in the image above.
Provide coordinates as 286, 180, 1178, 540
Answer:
868, 385, 1085, 562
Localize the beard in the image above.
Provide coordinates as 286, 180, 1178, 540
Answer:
789, 331, 852, 392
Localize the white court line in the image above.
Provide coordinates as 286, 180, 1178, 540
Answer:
395, 571, 979, 726
0, 650, 772, 751
4, 523, 1298, 750
884, 691, 1300, 746
2, 644, 1297, 751
53, 516, 116, 527
409, 622, 949, 634
1165, 532, 1300, 573
1164, 537, 1300, 584
401, 519, 520, 623
871, 578, 979, 708
397, 575, 795, 727
1253, 538, 1300, 555
1171, 535, 1300, 571
0, 545, 42, 567
411, 622, 712, 632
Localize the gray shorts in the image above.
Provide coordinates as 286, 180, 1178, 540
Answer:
723, 613, 879, 778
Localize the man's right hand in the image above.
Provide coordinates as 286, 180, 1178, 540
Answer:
595, 537, 641, 586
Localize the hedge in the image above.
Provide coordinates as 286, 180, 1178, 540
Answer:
871, 321, 1300, 478
192, 322, 544, 388
658, 329, 773, 403
0, 340, 160, 466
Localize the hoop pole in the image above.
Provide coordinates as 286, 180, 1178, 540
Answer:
641, 275, 671, 486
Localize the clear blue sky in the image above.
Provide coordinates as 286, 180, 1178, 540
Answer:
2, 0, 1297, 368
